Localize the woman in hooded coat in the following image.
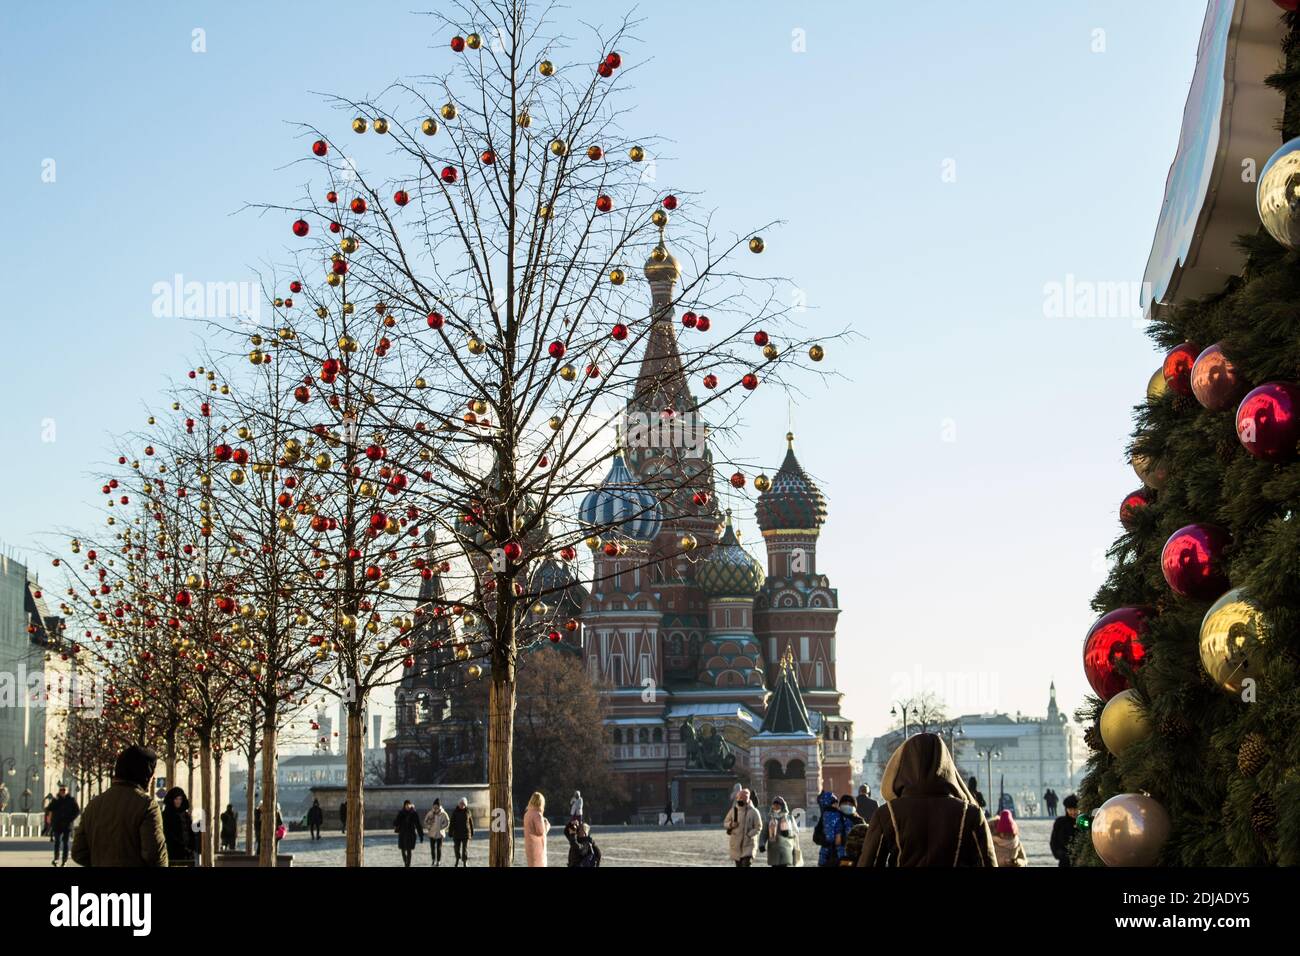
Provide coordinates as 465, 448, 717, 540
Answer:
758, 795, 801, 867
992, 809, 1028, 867
857, 733, 997, 867
161, 787, 195, 866
393, 799, 424, 867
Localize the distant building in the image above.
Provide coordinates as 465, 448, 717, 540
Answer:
862, 683, 1085, 817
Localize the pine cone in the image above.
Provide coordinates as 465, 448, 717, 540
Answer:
1158, 714, 1192, 741
1084, 723, 1102, 751
1238, 733, 1268, 777
1250, 792, 1277, 837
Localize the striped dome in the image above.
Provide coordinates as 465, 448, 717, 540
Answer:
756, 432, 827, 533
697, 516, 764, 597
579, 454, 663, 541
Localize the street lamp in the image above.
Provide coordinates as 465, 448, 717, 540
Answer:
975, 749, 1000, 813
890, 703, 911, 739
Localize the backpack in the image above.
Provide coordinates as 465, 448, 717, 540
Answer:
812, 815, 827, 846
577, 839, 599, 867
844, 821, 869, 865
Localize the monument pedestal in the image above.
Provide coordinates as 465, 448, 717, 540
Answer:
674, 771, 745, 824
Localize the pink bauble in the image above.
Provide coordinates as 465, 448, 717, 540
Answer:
1160, 523, 1230, 599
1190, 342, 1244, 411
1236, 382, 1300, 461
1083, 607, 1150, 700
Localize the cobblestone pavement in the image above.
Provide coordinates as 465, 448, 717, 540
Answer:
2, 819, 1057, 867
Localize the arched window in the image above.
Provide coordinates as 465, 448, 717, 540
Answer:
652, 727, 663, 743
765, 759, 784, 780
786, 759, 806, 779
638, 728, 650, 744
612, 728, 623, 744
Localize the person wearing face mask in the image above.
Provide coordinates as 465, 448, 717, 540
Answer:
723, 787, 762, 866
835, 794, 866, 866
758, 796, 801, 866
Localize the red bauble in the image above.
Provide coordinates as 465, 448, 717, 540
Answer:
602, 541, 619, 556
364, 565, 381, 582
393, 189, 410, 206
291, 219, 309, 237
441, 166, 459, 184
1236, 382, 1300, 461
741, 373, 759, 390
597, 61, 613, 78
586, 363, 600, 378
662, 195, 678, 210
294, 385, 311, 403
312, 139, 328, 157
703, 374, 718, 389
427, 311, 444, 330
611, 323, 628, 340
213, 443, 233, 462
559, 545, 577, 561
1160, 523, 1230, 599
450, 35, 466, 51
692, 490, 710, 506
503, 541, 523, 562
1083, 607, 1149, 700
175, 590, 191, 608
681, 311, 698, 328
548, 631, 561, 643
753, 330, 769, 347
332, 259, 348, 275
548, 341, 566, 359
350, 197, 367, 214
696, 316, 711, 332
595, 194, 613, 213
1161, 342, 1199, 396
232, 448, 248, 465
730, 471, 746, 488
289, 280, 302, 293
480, 149, 496, 165
329, 222, 341, 233
369, 512, 388, 531
605, 52, 621, 69
1118, 488, 1152, 531
326, 190, 338, 204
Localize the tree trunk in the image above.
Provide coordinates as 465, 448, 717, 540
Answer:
344, 703, 365, 867
199, 737, 214, 867
213, 748, 223, 861
488, 621, 516, 868
258, 717, 277, 867
245, 714, 256, 853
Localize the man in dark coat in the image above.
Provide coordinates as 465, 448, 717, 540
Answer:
71, 745, 167, 867
967, 776, 987, 814
1044, 789, 1058, 817
393, 800, 423, 867
219, 804, 238, 851
307, 798, 324, 840
1050, 793, 1081, 866
339, 800, 347, 834
449, 797, 474, 866
857, 783, 880, 821
47, 784, 80, 866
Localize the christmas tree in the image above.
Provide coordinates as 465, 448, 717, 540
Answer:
1078, 10, 1300, 867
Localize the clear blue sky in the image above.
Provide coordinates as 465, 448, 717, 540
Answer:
1, 1, 1209, 741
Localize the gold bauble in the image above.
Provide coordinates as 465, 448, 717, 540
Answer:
229, 469, 245, 485
279, 327, 296, 340
559, 364, 576, 382
809, 344, 825, 362
679, 533, 697, 551
628, 145, 645, 162
1146, 367, 1168, 401
325, 272, 342, 287
585, 535, 601, 550
466, 32, 481, 49
609, 268, 625, 285
414, 377, 427, 389
1090, 793, 1170, 867
762, 344, 778, 360
754, 474, 772, 493
467, 337, 486, 355
1199, 587, 1268, 694
248, 349, 264, 365
316, 306, 329, 318
440, 103, 457, 120
650, 209, 667, 228
373, 118, 389, 134
471, 399, 487, 414
277, 515, 296, 533
341, 236, 359, 253
748, 236, 765, 254
339, 335, 358, 353
516, 110, 531, 128
1099, 689, 1151, 756
467, 664, 483, 679
342, 302, 354, 315
538, 204, 553, 220
359, 481, 375, 498
314, 453, 332, 470
538, 60, 554, 76
352, 117, 368, 133
549, 415, 563, 430
550, 139, 568, 157
421, 118, 438, 136
238, 426, 252, 440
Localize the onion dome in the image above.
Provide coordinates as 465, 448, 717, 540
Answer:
579, 453, 663, 541
643, 242, 680, 284
697, 513, 764, 597
756, 432, 827, 533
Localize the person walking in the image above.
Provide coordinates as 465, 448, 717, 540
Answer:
967, 776, 988, 815
1050, 794, 1081, 867
723, 787, 762, 867
758, 795, 800, 867
449, 797, 474, 866
813, 790, 845, 867
307, 798, 324, 840
563, 818, 602, 867
836, 793, 867, 866
339, 799, 347, 835
219, 804, 237, 851
857, 783, 880, 821
161, 787, 195, 867
662, 798, 675, 826
71, 745, 168, 867
523, 792, 551, 867
992, 809, 1028, 867
393, 799, 423, 867
569, 789, 584, 824
424, 799, 450, 866
1044, 789, 1058, 818
41, 791, 55, 837
254, 805, 262, 854
857, 733, 997, 867
47, 784, 80, 867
